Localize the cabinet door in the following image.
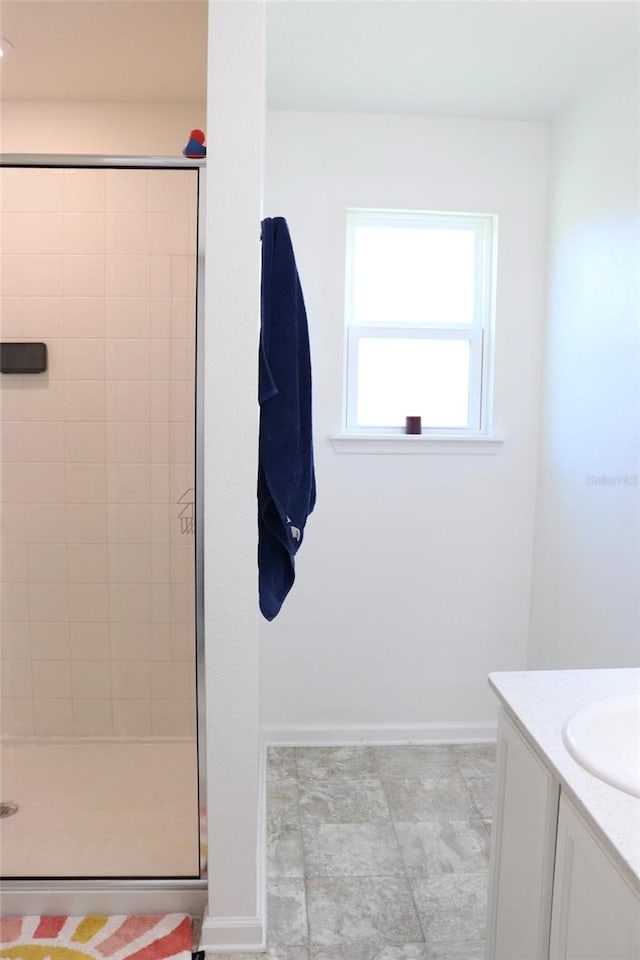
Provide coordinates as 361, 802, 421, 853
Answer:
486, 707, 560, 960
549, 795, 640, 960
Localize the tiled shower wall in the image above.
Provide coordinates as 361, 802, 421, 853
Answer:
0, 167, 198, 739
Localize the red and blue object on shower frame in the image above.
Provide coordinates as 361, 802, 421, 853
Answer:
258, 217, 316, 621
182, 129, 206, 158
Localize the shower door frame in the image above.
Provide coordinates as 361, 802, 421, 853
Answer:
0, 155, 207, 911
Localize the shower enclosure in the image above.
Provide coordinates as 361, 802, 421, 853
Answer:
0, 156, 206, 911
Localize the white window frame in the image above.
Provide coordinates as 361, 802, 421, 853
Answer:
343, 208, 497, 437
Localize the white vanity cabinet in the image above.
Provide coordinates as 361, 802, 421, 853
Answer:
549, 795, 640, 960
486, 707, 560, 959
486, 699, 640, 960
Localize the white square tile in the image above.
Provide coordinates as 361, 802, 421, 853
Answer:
0, 379, 25, 420
171, 544, 195, 584
146, 170, 195, 214
149, 381, 170, 423
22, 380, 65, 422
71, 660, 111, 699
105, 338, 149, 381
65, 464, 107, 504
1, 542, 28, 583
111, 660, 150, 699
23, 422, 65, 462
149, 422, 170, 462
170, 297, 196, 339
64, 338, 105, 380
169, 623, 196, 662
65, 422, 106, 463
106, 422, 150, 464
32, 660, 71, 699
24, 463, 66, 503
63, 213, 106, 254
69, 582, 109, 622
150, 622, 171, 661
150, 464, 170, 504
148, 256, 171, 298
65, 503, 107, 544
1, 658, 32, 697
2, 581, 29, 621
73, 697, 113, 736
1, 255, 63, 297
63, 297, 106, 339
20, 297, 64, 339
2, 211, 63, 254
64, 380, 106, 421
112, 698, 151, 737
1, 621, 30, 659
63, 255, 105, 297
2, 168, 63, 212
151, 584, 170, 623
26, 504, 66, 543
106, 503, 151, 545
33, 697, 73, 735
105, 255, 146, 297
108, 543, 151, 584
106, 170, 147, 213
63, 170, 106, 212
105, 380, 149, 422
149, 339, 170, 380
30, 622, 70, 661
105, 297, 148, 339
109, 582, 150, 623
169, 381, 193, 422
67, 544, 108, 584
109, 622, 150, 661
149, 297, 171, 337
1, 501, 26, 540
151, 544, 170, 583
27, 542, 68, 583
70, 622, 109, 661
28, 582, 69, 622
147, 214, 190, 256
151, 698, 195, 736
1, 697, 34, 736
106, 212, 147, 254
1, 421, 23, 462
106, 463, 149, 504
1, 463, 26, 503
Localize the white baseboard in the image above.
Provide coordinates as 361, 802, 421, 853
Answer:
262, 720, 497, 746
199, 916, 265, 953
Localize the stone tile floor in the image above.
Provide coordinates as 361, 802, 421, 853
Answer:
209, 743, 495, 960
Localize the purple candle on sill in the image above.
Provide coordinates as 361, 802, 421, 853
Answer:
405, 416, 422, 435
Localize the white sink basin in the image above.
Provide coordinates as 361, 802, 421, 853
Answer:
564, 695, 640, 799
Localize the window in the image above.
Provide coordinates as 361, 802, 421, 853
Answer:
344, 209, 496, 435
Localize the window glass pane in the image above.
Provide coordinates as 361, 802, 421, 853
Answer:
356, 338, 470, 428
352, 224, 475, 327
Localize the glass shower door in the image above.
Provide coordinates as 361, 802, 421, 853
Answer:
0, 163, 200, 878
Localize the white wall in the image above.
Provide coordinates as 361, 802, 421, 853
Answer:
262, 111, 549, 740
0, 101, 205, 156
529, 55, 640, 669
201, 0, 266, 952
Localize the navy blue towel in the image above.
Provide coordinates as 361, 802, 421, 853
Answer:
258, 217, 316, 621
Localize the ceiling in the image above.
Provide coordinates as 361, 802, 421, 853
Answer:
0, 0, 207, 103
267, 1, 640, 120
0, 1, 637, 119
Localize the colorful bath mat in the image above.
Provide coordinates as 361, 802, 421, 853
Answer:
0, 915, 192, 960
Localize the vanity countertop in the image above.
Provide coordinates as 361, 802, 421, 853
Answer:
489, 667, 640, 887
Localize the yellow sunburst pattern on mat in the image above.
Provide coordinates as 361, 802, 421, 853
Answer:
0, 914, 191, 960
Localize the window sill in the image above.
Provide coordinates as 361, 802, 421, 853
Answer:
329, 433, 504, 455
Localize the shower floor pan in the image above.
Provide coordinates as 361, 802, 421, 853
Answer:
0, 739, 201, 879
